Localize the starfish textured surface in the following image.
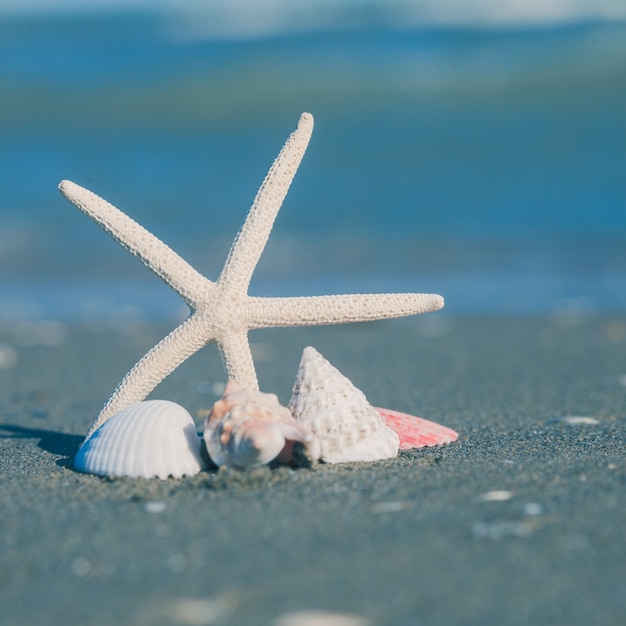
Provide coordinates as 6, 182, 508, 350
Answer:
59, 112, 444, 439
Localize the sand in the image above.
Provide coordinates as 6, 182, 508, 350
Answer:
0, 315, 625, 626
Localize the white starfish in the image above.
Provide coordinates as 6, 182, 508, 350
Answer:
59, 112, 444, 439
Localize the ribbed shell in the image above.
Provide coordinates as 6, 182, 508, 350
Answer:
288, 347, 399, 463
375, 407, 459, 449
75, 400, 206, 479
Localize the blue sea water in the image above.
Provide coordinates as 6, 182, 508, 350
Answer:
1, 9, 625, 321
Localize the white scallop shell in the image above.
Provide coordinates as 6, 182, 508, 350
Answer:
288, 346, 399, 464
204, 380, 319, 469
75, 400, 207, 479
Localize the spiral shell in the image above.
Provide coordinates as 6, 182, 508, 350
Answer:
203, 380, 319, 469
75, 400, 207, 479
288, 347, 399, 464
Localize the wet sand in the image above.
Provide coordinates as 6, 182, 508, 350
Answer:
0, 315, 625, 626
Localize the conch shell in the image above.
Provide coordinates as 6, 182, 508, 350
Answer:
203, 380, 320, 469
288, 347, 400, 464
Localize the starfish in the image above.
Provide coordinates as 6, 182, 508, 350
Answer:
59, 112, 444, 439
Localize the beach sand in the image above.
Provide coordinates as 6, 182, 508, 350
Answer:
0, 315, 625, 626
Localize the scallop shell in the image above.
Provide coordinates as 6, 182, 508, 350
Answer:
204, 380, 320, 469
288, 347, 399, 464
75, 400, 207, 479
375, 407, 459, 449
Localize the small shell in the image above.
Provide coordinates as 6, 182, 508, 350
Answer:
75, 400, 207, 479
375, 407, 459, 449
288, 347, 399, 464
203, 380, 319, 469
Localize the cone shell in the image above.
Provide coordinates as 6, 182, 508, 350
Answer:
288, 347, 399, 464
75, 400, 207, 479
375, 407, 458, 449
204, 380, 319, 469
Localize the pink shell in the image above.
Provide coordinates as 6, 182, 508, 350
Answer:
375, 407, 458, 449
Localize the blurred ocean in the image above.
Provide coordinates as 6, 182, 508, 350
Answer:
1, 1, 625, 322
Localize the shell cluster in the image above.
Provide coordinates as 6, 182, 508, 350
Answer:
75, 347, 457, 479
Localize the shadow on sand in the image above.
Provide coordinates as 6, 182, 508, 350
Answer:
0, 424, 83, 468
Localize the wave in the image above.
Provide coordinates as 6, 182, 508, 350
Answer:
1, 1, 626, 39
163, 0, 626, 42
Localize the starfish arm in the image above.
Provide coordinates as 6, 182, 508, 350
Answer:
247, 292, 444, 328
218, 112, 314, 296
84, 314, 211, 440
59, 180, 214, 308
217, 330, 259, 390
